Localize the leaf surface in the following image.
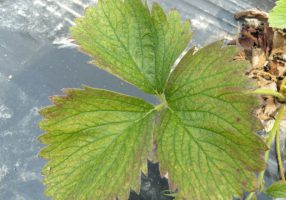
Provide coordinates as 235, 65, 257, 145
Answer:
39, 87, 155, 200
155, 41, 267, 199
265, 181, 286, 198
269, 0, 286, 29
71, 0, 191, 94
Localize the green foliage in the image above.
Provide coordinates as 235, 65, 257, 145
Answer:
39, 88, 155, 199
269, 0, 286, 29
155, 42, 266, 199
265, 181, 286, 198
71, 0, 191, 94
39, 0, 267, 199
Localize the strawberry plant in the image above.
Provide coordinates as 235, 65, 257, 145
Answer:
38, 0, 268, 199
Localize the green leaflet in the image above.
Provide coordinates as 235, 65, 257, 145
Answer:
71, 0, 191, 94
269, 0, 286, 29
265, 181, 286, 198
39, 87, 155, 200
155, 41, 267, 199
39, 1, 268, 200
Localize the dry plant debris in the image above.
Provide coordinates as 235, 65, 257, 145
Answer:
231, 9, 286, 120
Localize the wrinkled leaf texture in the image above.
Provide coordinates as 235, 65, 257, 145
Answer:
39, 0, 267, 200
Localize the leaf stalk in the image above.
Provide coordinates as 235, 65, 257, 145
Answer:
245, 105, 286, 199
276, 127, 286, 182
248, 89, 286, 101
155, 93, 168, 111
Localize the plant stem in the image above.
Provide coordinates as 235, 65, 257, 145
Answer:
248, 89, 286, 101
245, 191, 255, 200
276, 128, 286, 182
154, 103, 166, 111
245, 105, 286, 200
155, 93, 168, 111
157, 93, 167, 105
280, 77, 286, 94
266, 105, 286, 147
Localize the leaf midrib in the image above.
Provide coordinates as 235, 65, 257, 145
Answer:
101, 1, 156, 93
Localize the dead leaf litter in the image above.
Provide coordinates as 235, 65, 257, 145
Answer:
231, 9, 286, 121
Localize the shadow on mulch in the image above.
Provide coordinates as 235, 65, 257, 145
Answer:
129, 161, 174, 200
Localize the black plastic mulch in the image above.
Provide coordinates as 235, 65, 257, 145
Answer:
129, 161, 174, 200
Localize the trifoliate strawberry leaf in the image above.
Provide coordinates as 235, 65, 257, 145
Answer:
39, 87, 155, 200
269, 0, 286, 29
155, 41, 268, 199
70, 0, 191, 94
40, 1, 268, 199
265, 181, 286, 198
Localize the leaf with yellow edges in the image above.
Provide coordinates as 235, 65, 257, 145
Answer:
39, 87, 155, 200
